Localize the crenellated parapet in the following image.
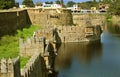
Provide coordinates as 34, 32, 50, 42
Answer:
19, 37, 46, 57
73, 14, 106, 26
21, 53, 46, 77
0, 57, 21, 77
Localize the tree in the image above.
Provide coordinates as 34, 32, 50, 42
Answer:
55, 0, 61, 4
60, 0, 65, 7
36, 2, 42, 6
102, 0, 112, 3
22, 0, 34, 7
66, 1, 76, 7
61, 0, 64, 4
108, 0, 120, 15
45, 1, 53, 4
0, 0, 15, 9
93, 0, 96, 2
78, 1, 98, 9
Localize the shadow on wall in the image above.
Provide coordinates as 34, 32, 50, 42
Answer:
52, 28, 62, 54
53, 28, 62, 44
0, 10, 32, 37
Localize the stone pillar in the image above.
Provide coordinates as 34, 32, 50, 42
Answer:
52, 43, 57, 55
7, 58, 14, 77
0, 58, 7, 77
19, 38, 25, 56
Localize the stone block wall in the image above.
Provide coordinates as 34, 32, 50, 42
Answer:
21, 53, 47, 77
0, 57, 21, 77
27, 8, 73, 26
30, 25, 102, 43
19, 37, 46, 57
73, 14, 106, 26
0, 10, 31, 37
55, 25, 102, 43
55, 26, 85, 42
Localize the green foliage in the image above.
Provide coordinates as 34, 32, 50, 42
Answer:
66, 1, 76, 7
17, 25, 41, 40
22, 0, 34, 7
102, 0, 112, 4
0, 35, 19, 59
20, 56, 30, 68
106, 14, 112, 21
45, 1, 53, 4
66, 1, 99, 9
78, 1, 99, 9
108, 0, 120, 15
0, 0, 15, 9
0, 25, 41, 59
55, 0, 61, 4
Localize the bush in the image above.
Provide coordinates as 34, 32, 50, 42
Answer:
0, 25, 40, 60
20, 56, 30, 68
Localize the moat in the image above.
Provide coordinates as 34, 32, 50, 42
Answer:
54, 23, 120, 77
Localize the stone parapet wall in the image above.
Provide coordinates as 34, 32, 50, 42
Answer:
19, 37, 46, 57
21, 53, 46, 77
73, 14, 106, 26
31, 25, 102, 43
56, 26, 85, 42
54, 25, 102, 43
0, 57, 21, 77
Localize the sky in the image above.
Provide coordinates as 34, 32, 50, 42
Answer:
15, 0, 91, 4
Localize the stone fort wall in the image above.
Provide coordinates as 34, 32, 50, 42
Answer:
0, 53, 50, 77
0, 8, 73, 37
0, 9, 31, 37
0, 57, 21, 77
21, 53, 47, 77
55, 25, 102, 43
27, 8, 73, 26
32, 25, 102, 43
0, 8, 104, 77
73, 14, 106, 26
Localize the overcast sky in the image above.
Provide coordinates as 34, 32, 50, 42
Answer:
15, 0, 91, 4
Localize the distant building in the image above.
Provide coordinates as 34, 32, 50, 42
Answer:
99, 3, 109, 12
42, 3, 62, 9
51, 4, 62, 8
19, 5, 26, 8
67, 4, 81, 12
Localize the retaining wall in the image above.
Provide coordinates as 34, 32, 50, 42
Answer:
0, 57, 21, 77
0, 10, 31, 37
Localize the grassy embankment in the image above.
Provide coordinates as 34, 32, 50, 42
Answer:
0, 25, 41, 68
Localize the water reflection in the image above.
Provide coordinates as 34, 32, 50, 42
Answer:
54, 41, 102, 71
53, 22, 120, 77
107, 22, 120, 35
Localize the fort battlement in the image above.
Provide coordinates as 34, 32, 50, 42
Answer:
21, 53, 46, 77
0, 57, 21, 77
19, 37, 46, 57
73, 14, 106, 26
0, 8, 105, 77
32, 25, 102, 43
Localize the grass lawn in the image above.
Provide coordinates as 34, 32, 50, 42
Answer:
0, 25, 41, 67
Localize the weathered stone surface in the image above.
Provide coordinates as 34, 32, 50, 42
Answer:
0, 10, 31, 37
27, 8, 73, 26
0, 57, 21, 77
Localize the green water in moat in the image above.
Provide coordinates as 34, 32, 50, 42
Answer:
54, 23, 120, 77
